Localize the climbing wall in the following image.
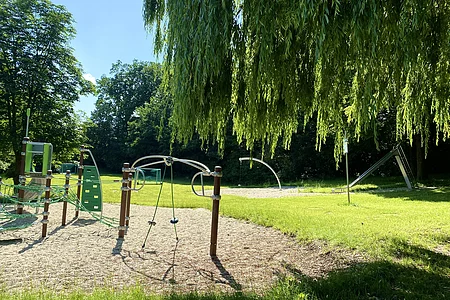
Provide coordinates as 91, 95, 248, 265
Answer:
81, 166, 102, 212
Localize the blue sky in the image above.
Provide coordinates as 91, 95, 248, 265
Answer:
52, 0, 158, 115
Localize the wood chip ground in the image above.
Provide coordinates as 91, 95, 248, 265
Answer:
0, 198, 364, 295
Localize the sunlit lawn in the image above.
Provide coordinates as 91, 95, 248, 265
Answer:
2, 173, 450, 299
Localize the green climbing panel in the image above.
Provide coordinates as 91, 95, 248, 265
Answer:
81, 166, 102, 212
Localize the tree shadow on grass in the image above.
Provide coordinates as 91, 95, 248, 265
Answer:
281, 240, 450, 300
361, 186, 450, 202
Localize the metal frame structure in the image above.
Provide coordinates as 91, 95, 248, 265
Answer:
239, 157, 282, 190
118, 155, 222, 256
349, 145, 415, 190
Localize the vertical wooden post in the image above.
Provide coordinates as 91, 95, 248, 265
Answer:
41, 170, 53, 238
118, 163, 130, 238
210, 166, 222, 257
75, 145, 85, 218
62, 170, 70, 226
17, 137, 29, 214
125, 172, 133, 227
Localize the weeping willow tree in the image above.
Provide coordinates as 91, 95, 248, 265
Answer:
143, 0, 450, 162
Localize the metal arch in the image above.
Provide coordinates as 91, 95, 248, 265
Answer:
131, 155, 212, 196
131, 155, 210, 173
239, 157, 282, 190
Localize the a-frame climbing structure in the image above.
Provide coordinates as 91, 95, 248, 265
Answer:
349, 145, 415, 190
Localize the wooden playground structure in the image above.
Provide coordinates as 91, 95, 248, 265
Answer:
0, 138, 113, 236
1, 138, 224, 256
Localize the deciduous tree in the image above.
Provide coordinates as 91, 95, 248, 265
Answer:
88, 60, 163, 170
0, 0, 92, 180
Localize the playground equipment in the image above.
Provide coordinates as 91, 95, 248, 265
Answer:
239, 157, 282, 190
134, 167, 162, 185
118, 156, 222, 256
0, 139, 117, 235
77, 146, 103, 213
60, 163, 78, 174
24, 141, 53, 175
349, 144, 415, 190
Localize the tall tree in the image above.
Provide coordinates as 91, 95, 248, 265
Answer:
0, 0, 92, 180
88, 60, 163, 170
127, 86, 172, 158
143, 0, 450, 166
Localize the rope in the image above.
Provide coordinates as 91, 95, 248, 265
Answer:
142, 164, 168, 248
170, 164, 178, 240
0, 182, 118, 230
64, 190, 118, 227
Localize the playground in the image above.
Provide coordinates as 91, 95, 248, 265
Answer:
2, 174, 450, 299
0, 200, 361, 294
1, 141, 450, 299
0, 146, 361, 294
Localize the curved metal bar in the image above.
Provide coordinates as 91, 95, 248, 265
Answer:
239, 157, 282, 190
132, 167, 146, 191
176, 159, 210, 173
131, 155, 210, 173
131, 155, 171, 168
191, 172, 210, 197
131, 155, 212, 197
136, 160, 167, 170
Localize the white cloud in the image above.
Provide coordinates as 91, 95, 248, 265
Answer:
83, 73, 97, 85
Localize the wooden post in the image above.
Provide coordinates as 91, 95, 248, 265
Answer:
210, 166, 222, 257
62, 170, 70, 226
75, 145, 85, 218
125, 172, 133, 227
118, 163, 130, 238
42, 170, 53, 238
17, 137, 29, 214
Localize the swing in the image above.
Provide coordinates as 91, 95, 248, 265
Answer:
142, 157, 179, 249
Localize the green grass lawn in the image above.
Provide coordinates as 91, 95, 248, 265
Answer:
2, 174, 450, 299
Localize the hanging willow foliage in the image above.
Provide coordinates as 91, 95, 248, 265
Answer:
143, 0, 450, 160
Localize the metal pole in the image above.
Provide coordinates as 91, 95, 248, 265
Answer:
125, 172, 133, 227
42, 170, 53, 238
76, 145, 85, 218
17, 137, 29, 214
343, 137, 350, 204
25, 108, 31, 137
118, 163, 130, 239
62, 170, 70, 226
346, 152, 350, 204
210, 166, 222, 257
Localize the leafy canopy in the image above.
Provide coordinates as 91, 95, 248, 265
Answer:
88, 60, 164, 170
0, 0, 93, 176
143, 0, 450, 160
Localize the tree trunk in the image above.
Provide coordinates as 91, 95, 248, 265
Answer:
13, 151, 21, 185
414, 134, 426, 180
